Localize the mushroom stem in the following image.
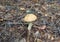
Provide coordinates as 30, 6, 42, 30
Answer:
27, 23, 33, 42
28, 23, 33, 31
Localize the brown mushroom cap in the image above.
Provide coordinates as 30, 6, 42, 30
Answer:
23, 14, 37, 22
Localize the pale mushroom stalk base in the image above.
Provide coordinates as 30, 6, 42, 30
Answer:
27, 23, 33, 42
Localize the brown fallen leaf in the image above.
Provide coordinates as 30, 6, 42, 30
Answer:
40, 25, 46, 29
9, 28, 15, 32
33, 24, 46, 31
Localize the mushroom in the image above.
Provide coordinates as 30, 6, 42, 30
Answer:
22, 14, 37, 42
23, 14, 37, 31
